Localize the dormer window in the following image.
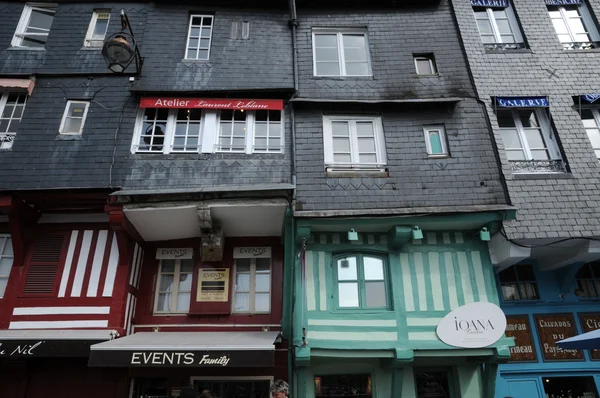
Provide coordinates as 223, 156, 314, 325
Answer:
498, 264, 539, 301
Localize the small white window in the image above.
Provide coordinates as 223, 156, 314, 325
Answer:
217, 110, 247, 152
414, 54, 438, 75
12, 3, 57, 48
0, 236, 14, 298
232, 257, 271, 314
59, 101, 90, 135
473, 4, 524, 48
312, 29, 372, 76
548, 4, 600, 49
84, 9, 110, 47
322, 115, 386, 169
580, 108, 600, 161
0, 93, 27, 149
185, 15, 214, 60
424, 125, 449, 156
154, 259, 193, 314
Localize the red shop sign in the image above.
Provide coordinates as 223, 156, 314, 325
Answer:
139, 97, 284, 111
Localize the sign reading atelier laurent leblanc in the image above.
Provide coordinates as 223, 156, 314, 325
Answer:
139, 97, 284, 111
436, 302, 507, 348
534, 314, 583, 361
505, 315, 537, 362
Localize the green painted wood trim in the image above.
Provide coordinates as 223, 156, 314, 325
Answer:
282, 208, 294, 340
296, 226, 311, 243
482, 363, 498, 398
391, 367, 404, 397
388, 226, 413, 249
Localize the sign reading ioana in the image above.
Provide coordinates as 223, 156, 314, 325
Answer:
436, 302, 507, 348
233, 247, 272, 258
156, 248, 193, 260
471, 0, 508, 7
496, 97, 549, 107
140, 97, 284, 111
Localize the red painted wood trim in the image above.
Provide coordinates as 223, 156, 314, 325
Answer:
80, 230, 99, 298
64, 230, 84, 298
10, 314, 110, 322
97, 230, 113, 298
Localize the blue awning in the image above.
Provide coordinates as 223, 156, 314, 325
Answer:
471, 0, 508, 7
557, 329, 600, 350
496, 96, 549, 107
581, 94, 600, 104
545, 0, 582, 5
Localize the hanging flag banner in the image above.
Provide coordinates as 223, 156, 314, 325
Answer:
140, 97, 284, 111
496, 96, 549, 107
581, 94, 600, 104
545, 0, 581, 5
471, 0, 508, 7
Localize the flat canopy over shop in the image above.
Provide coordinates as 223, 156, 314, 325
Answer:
88, 331, 281, 368
0, 329, 112, 358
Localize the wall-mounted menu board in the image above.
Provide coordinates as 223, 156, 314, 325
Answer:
534, 314, 584, 361
579, 313, 600, 360
505, 315, 537, 362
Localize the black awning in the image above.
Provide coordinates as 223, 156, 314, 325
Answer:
88, 331, 281, 368
0, 330, 112, 359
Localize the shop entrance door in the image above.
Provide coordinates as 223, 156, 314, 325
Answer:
192, 377, 272, 398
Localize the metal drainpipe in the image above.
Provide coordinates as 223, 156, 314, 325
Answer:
289, 0, 299, 201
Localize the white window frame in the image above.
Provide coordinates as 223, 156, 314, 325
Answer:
312, 28, 373, 77
322, 115, 387, 169
11, 3, 57, 48
473, 4, 524, 44
58, 100, 90, 135
84, 9, 111, 48
0, 92, 28, 149
154, 259, 193, 315
423, 125, 449, 157
414, 55, 438, 76
131, 108, 284, 154
498, 108, 562, 162
185, 14, 214, 60
580, 107, 600, 161
547, 4, 600, 44
232, 257, 272, 314
0, 235, 14, 299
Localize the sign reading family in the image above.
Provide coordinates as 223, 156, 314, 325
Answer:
496, 97, 549, 108
436, 302, 507, 348
140, 97, 284, 111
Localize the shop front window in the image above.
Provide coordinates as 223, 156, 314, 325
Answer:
192, 378, 271, 398
543, 376, 599, 398
314, 374, 372, 398
415, 371, 452, 398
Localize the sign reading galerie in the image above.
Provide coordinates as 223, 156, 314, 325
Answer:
436, 302, 507, 348
156, 248, 193, 260
233, 247, 271, 258
140, 97, 284, 111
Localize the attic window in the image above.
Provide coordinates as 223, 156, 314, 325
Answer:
230, 21, 250, 39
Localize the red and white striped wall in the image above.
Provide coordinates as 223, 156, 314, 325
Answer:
124, 243, 144, 335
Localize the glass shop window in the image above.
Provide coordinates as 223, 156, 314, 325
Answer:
543, 376, 599, 398
498, 264, 539, 301
575, 261, 600, 297
314, 374, 372, 398
192, 379, 271, 398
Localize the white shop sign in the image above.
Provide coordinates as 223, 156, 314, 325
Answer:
436, 302, 507, 348
156, 248, 194, 260
233, 247, 271, 258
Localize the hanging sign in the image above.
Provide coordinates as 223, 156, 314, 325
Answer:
579, 313, 600, 360
196, 268, 230, 302
233, 247, 272, 258
582, 94, 600, 104
471, 0, 508, 7
156, 248, 193, 260
505, 315, 537, 362
140, 97, 284, 111
545, 0, 581, 5
534, 314, 584, 361
436, 302, 507, 348
496, 97, 549, 107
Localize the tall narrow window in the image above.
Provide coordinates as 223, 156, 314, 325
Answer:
154, 259, 193, 313
497, 108, 564, 173
424, 125, 449, 156
84, 9, 110, 47
0, 236, 14, 298
12, 4, 57, 48
313, 30, 371, 76
217, 110, 247, 152
185, 15, 213, 60
253, 110, 282, 153
232, 257, 271, 314
498, 264, 539, 301
548, 4, 600, 49
575, 261, 600, 297
173, 109, 202, 152
336, 254, 388, 309
473, 4, 525, 49
0, 93, 27, 149
137, 108, 168, 153
580, 108, 600, 161
59, 101, 90, 135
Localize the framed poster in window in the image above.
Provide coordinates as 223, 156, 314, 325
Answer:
578, 313, 600, 360
534, 314, 584, 361
196, 268, 230, 302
